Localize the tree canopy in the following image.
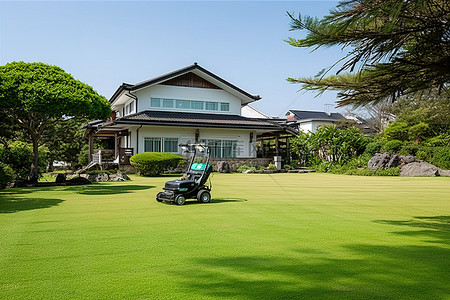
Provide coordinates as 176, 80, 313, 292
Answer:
286, 0, 450, 107
0, 61, 111, 182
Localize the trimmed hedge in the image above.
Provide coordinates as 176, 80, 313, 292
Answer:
130, 152, 184, 176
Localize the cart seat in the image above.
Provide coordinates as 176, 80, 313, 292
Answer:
164, 179, 196, 191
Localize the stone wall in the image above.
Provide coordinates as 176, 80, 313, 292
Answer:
121, 158, 274, 174
209, 158, 273, 172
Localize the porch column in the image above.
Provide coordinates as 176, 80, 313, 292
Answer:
275, 136, 279, 156
114, 133, 119, 159
88, 133, 94, 163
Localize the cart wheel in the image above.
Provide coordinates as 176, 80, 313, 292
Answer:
156, 192, 163, 202
197, 190, 211, 203
175, 195, 186, 205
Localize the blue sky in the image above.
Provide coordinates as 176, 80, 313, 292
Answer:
0, 0, 344, 117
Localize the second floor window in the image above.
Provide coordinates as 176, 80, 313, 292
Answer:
150, 98, 229, 112
125, 100, 135, 115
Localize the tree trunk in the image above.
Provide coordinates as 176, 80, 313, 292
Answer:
28, 136, 40, 184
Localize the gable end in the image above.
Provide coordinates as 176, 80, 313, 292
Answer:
161, 72, 220, 89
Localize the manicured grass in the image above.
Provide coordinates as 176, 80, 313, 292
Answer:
1, 173, 449, 299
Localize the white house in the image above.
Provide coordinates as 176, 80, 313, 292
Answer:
241, 105, 271, 119
285, 110, 345, 133
86, 63, 282, 165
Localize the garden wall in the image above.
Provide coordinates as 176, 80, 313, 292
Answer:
120, 158, 273, 174
209, 158, 273, 172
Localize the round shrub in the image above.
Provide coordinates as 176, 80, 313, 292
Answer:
381, 140, 403, 154
383, 121, 409, 141
364, 141, 385, 156
130, 152, 184, 176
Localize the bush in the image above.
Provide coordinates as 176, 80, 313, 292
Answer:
398, 142, 420, 156
430, 147, 450, 169
383, 121, 409, 141
408, 122, 430, 142
0, 142, 48, 180
381, 140, 403, 154
0, 163, 15, 189
130, 152, 184, 176
416, 147, 434, 162
236, 164, 256, 173
364, 141, 385, 156
424, 133, 450, 147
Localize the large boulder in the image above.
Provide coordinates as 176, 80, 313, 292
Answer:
66, 177, 92, 185
400, 155, 416, 164
109, 172, 131, 181
216, 161, 231, 173
55, 173, 66, 183
368, 153, 416, 170
400, 162, 440, 177
87, 173, 110, 182
386, 154, 401, 169
368, 153, 392, 170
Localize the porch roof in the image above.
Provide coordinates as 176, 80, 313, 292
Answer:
112, 110, 283, 130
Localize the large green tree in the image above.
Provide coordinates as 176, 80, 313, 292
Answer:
0, 62, 111, 183
286, 0, 450, 107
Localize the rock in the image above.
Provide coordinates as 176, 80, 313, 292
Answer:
108, 174, 123, 181
216, 161, 231, 173
400, 162, 440, 177
243, 169, 254, 173
368, 153, 391, 170
109, 172, 130, 181
400, 155, 416, 164
66, 177, 92, 185
439, 169, 450, 177
118, 171, 130, 180
55, 173, 66, 183
87, 173, 109, 182
386, 154, 401, 169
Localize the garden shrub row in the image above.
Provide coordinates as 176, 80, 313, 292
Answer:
130, 152, 184, 176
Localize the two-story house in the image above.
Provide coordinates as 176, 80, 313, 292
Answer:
85, 63, 282, 167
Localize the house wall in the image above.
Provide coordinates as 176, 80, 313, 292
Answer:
299, 120, 336, 133
129, 125, 257, 158
132, 85, 242, 115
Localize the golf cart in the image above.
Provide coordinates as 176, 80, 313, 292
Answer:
156, 143, 213, 205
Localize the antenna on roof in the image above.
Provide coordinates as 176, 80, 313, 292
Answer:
324, 103, 333, 116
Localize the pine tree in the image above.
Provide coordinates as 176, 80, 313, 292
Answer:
286, 0, 450, 107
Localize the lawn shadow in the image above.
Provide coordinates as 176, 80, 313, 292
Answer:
168, 215, 449, 299
162, 198, 247, 205
172, 243, 449, 299
374, 216, 450, 245
67, 184, 156, 195
0, 194, 64, 213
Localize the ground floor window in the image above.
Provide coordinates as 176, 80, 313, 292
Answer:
144, 137, 178, 153
202, 139, 237, 158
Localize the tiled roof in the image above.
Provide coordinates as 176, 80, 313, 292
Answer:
110, 63, 261, 103
287, 110, 344, 121
114, 110, 282, 130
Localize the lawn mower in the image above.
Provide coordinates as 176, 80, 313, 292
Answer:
156, 143, 213, 205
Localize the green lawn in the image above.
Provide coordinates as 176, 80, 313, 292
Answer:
1, 173, 449, 299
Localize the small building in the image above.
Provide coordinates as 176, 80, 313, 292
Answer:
85, 63, 284, 168
286, 110, 345, 133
